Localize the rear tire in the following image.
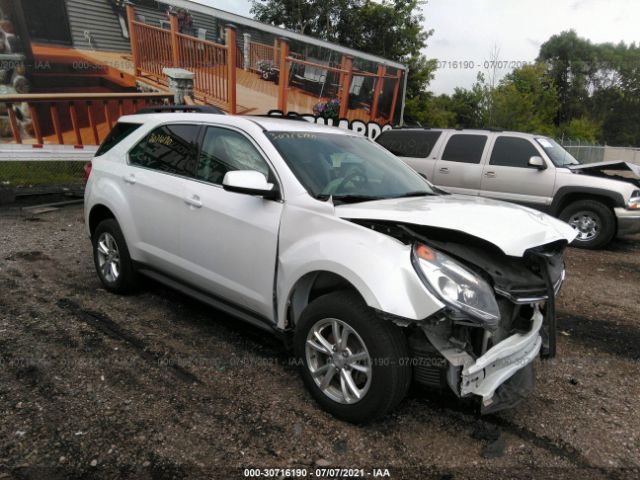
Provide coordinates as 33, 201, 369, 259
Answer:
559, 199, 615, 249
294, 291, 411, 423
92, 219, 137, 294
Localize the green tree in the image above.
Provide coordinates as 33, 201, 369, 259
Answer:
490, 63, 559, 135
251, 0, 436, 121
558, 116, 601, 143
538, 30, 597, 125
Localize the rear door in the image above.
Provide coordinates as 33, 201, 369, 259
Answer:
125, 123, 200, 276
179, 126, 283, 320
479, 135, 556, 207
432, 133, 489, 195
375, 130, 442, 180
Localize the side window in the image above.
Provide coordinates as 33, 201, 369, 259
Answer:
441, 134, 488, 164
490, 136, 541, 168
96, 122, 141, 156
129, 124, 199, 177
375, 130, 442, 158
196, 127, 270, 185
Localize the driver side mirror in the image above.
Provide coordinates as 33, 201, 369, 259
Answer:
528, 156, 547, 170
222, 171, 280, 200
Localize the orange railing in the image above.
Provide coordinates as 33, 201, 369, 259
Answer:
125, 5, 402, 122
1, 92, 173, 146
131, 21, 173, 84
127, 4, 236, 113
176, 32, 228, 106
278, 49, 402, 122
249, 41, 278, 71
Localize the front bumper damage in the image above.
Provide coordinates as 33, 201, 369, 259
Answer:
422, 305, 543, 412
614, 207, 640, 236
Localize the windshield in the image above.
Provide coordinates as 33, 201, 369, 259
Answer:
266, 131, 435, 204
535, 137, 581, 167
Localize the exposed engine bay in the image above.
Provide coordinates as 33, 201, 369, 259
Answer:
351, 219, 568, 413
569, 160, 640, 187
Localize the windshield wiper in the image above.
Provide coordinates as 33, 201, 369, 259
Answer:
316, 194, 384, 204
391, 191, 436, 198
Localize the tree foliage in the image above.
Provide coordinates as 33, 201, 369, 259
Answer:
421, 30, 640, 145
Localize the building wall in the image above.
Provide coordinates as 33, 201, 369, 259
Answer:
64, 0, 218, 52
66, 0, 131, 52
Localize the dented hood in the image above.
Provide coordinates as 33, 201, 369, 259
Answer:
568, 160, 640, 177
336, 195, 577, 257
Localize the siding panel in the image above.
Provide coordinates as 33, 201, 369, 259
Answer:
65, 0, 219, 53
66, 0, 131, 52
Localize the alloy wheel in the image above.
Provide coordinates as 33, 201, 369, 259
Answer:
305, 318, 372, 404
568, 211, 600, 241
96, 232, 121, 283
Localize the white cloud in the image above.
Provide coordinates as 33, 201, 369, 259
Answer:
425, 0, 640, 93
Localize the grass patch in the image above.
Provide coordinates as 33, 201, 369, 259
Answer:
0, 161, 85, 186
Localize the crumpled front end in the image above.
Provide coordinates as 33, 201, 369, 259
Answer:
419, 302, 544, 413
408, 235, 565, 413
353, 220, 567, 413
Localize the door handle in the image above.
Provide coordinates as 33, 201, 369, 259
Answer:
184, 194, 202, 208
439, 167, 449, 174
484, 171, 496, 178
123, 173, 136, 184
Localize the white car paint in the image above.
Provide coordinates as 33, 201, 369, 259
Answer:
85, 112, 577, 410
335, 194, 577, 257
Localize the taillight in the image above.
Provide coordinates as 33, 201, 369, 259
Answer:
84, 160, 92, 182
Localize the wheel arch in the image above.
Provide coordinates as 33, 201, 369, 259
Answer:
88, 204, 117, 237
285, 270, 369, 329
551, 187, 623, 216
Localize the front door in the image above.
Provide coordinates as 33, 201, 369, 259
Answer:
179, 126, 283, 320
479, 135, 556, 207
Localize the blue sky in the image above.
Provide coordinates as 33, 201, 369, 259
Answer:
193, 0, 640, 94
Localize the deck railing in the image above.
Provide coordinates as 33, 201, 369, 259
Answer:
249, 41, 278, 71
127, 4, 236, 113
176, 32, 229, 107
1, 92, 173, 146
131, 21, 173, 84
125, 5, 402, 122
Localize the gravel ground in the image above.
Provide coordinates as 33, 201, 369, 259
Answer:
0, 204, 639, 480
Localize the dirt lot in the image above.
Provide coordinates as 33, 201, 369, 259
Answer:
1, 204, 639, 479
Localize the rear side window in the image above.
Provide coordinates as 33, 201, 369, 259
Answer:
441, 134, 487, 164
129, 124, 200, 177
95, 122, 141, 156
375, 130, 442, 158
490, 137, 541, 168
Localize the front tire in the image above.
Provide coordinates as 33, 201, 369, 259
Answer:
92, 219, 137, 294
294, 291, 411, 423
559, 199, 615, 249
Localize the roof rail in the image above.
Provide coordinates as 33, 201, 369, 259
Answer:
136, 105, 225, 114
263, 110, 309, 122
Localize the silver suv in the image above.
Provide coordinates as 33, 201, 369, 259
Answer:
376, 128, 640, 248
85, 112, 575, 422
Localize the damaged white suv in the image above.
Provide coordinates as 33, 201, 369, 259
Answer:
84, 111, 576, 423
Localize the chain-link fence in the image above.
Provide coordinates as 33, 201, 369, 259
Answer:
559, 139, 640, 165
0, 161, 86, 187
0, 145, 94, 202
559, 139, 606, 164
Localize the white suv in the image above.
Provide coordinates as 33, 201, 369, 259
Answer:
84, 112, 575, 423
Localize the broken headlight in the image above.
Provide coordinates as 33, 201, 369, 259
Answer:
627, 190, 640, 209
412, 243, 500, 327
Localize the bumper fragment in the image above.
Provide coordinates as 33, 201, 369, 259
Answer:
422, 306, 543, 406
614, 207, 640, 236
